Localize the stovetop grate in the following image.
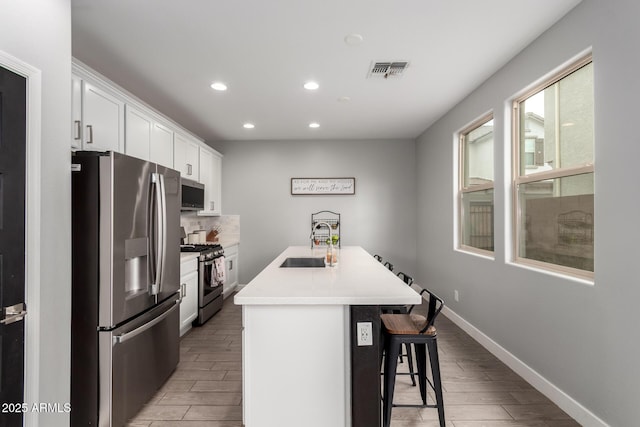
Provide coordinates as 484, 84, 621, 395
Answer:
180, 243, 223, 253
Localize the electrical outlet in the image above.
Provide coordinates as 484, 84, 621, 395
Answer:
356, 322, 373, 346
454, 290, 459, 302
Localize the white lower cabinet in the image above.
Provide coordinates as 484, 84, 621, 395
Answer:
179, 258, 199, 337
224, 244, 239, 297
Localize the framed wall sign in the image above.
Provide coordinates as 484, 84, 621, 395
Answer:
291, 177, 356, 195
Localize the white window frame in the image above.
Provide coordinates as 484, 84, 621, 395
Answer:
458, 112, 495, 256
511, 53, 594, 280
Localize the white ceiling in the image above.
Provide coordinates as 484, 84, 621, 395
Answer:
71, 0, 581, 143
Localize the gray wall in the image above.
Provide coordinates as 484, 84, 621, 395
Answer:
415, 0, 639, 425
214, 139, 417, 285
0, 1, 71, 425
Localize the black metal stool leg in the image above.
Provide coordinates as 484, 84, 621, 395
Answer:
382, 336, 400, 427
414, 342, 428, 405
427, 339, 445, 427
405, 342, 416, 386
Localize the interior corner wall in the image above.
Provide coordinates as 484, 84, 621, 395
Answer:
1, 1, 72, 426
415, 0, 640, 425
216, 138, 417, 285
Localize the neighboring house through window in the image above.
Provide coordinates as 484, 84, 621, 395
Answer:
513, 54, 594, 279
459, 113, 494, 254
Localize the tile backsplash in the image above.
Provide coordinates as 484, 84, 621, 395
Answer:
180, 214, 240, 242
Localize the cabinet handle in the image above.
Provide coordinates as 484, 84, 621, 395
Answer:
187, 164, 192, 176
86, 125, 93, 144
74, 120, 81, 140
210, 201, 215, 211
229, 260, 233, 270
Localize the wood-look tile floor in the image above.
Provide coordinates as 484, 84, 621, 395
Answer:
128, 294, 580, 427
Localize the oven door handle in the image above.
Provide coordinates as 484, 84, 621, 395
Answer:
202, 258, 219, 266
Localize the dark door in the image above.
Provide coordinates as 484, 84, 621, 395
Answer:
0, 65, 27, 427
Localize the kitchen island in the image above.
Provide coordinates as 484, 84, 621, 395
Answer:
234, 246, 420, 427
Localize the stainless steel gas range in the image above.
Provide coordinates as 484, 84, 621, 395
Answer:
180, 244, 225, 325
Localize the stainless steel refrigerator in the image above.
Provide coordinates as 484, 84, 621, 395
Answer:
71, 151, 181, 426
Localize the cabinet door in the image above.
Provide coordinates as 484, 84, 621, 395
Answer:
224, 245, 238, 297
124, 105, 151, 161
225, 253, 238, 294
179, 270, 198, 337
82, 81, 124, 152
210, 152, 222, 214
150, 121, 174, 169
174, 133, 199, 180
71, 76, 82, 149
198, 146, 222, 215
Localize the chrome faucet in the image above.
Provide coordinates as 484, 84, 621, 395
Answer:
312, 221, 335, 266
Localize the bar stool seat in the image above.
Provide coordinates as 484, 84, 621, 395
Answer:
381, 287, 445, 427
380, 272, 417, 386
381, 313, 436, 336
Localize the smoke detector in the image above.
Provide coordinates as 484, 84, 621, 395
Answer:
367, 61, 409, 79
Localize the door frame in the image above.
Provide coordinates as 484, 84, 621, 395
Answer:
0, 49, 42, 427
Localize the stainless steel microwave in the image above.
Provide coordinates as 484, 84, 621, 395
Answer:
181, 178, 205, 211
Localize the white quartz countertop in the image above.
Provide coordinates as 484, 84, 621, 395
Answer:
218, 236, 240, 248
234, 246, 421, 306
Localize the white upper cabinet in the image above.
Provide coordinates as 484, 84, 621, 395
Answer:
150, 121, 174, 169
174, 132, 200, 181
124, 105, 174, 168
198, 146, 222, 216
71, 75, 83, 149
124, 105, 152, 160
81, 81, 124, 152
72, 60, 222, 214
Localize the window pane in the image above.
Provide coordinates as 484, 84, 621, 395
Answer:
518, 173, 594, 272
463, 119, 494, 187
461, 189, 494, 251
519, 62, 594, 176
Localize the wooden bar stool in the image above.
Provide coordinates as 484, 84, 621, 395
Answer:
381, 287, 445, 427
380, 272, 417, 386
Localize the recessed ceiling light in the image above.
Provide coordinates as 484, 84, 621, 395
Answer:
338, 96, 351, 103
243, 123, 255, 129
210, 82, 227, 91
309, 122, 320, 128
304, 81, 319, 90
344, 33, 364, 46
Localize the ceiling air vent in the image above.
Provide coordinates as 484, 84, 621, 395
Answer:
367, 61, 409, 79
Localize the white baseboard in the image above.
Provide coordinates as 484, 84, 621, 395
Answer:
223, 284, 246, 299
442, 306, 609, 427
223, 284, 238, 299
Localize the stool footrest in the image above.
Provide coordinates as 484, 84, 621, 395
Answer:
392, 403, 439, 409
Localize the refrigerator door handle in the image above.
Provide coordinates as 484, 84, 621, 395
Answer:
150, 172, 164, 295
112, 301, 178, 345
158, 173, 168, 294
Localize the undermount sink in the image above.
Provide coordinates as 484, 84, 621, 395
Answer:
279, 257, 326, 268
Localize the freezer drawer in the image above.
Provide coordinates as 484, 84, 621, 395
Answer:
99, 298, 179, 427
